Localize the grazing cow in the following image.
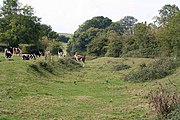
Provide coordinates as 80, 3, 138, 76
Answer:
30, 49, 44, 57
22, 55, 30, 60
4, 48, 13, 58
13, 47, 22, 55
22, 54, 36, 60
73, 54, 86, 67
58, 49, 63, 59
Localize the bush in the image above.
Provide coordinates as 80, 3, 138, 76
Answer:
51, 42, 63, 55
148, 82, 180, 119
29, 64, 42, 73
39, 61, 53, 73
21, 44, 36, 54
112, 64, 131, 71
124, 58, 180, 82
59, 57, 82, 68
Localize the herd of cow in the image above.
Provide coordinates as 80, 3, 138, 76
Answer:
1, 46, 86, 66
3, 47, 45, 60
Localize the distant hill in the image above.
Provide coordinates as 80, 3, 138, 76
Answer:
58, 33, 73, 38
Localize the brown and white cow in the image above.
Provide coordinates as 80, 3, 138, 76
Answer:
73, 54, 86, 67
13, 47, 22, 56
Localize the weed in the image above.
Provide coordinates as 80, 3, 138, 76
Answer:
148, 82, 180, 119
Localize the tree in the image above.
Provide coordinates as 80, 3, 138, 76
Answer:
87, 31, 108, 56
154, 4, 179, 27
158, 11, 180, 58
133, 22, 159, 57
106, 16, 137, 35
75, 16, 112, 34
0, 0, 41, 47
67, 27, 102, 54
105, 31, 123, 57
119, 16, 138, 35
57, 35, 70, 43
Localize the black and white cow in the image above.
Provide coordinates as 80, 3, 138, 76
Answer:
4, 48, 13, 58
58, 49, 63, 59
29, 49, 44, 57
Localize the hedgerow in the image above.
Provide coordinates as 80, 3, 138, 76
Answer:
124, 58, 180, 82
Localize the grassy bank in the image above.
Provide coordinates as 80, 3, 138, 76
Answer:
0, 53, 179, 120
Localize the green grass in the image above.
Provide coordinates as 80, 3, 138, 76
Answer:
0, 53, 179, 120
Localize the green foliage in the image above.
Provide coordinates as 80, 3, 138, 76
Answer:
28, 57, 82, 75
148, 82, 180, 119
67, 16, 112, 55
50, 42, 63, 55
124, 58, 180, 82
67, 28, 102, 55
75, 16, 112, 33
21, 44, 36, 53
106, 16, 137, 35
59, 57, 82, 68
57, 35, 70, 43
0, 0, 58, 47
159, 12, 180, 58
154, 4, 179, 27
0, 0, 41, 46
105, 31, 123, 57
39, 24, 58, 41
87, 31, 108, 56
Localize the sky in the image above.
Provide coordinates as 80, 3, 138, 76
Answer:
0, 0, 180, 33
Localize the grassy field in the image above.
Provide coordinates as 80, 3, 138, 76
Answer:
0, 53, 179, 120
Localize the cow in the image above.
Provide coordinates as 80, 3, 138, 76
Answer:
22, 54, 36, 60
29, 49, 44, 57
13, 47, 22, 56
4, 48, 13, 59
58, 49, 63, 59
22, 54, 30, 60
73, 54, 86, 67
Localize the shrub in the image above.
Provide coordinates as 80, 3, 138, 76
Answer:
148, 82, 180, 119
39, 61, 53, 73
51, 42, 63, 55
29, 64, 41, 73
59, 57, 82, 68
124, 58, 180, 82
112, 64, 131, 71
21, 44, 36, 54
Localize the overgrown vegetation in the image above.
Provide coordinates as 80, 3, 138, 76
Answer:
148, 82, 180, 119
112, 64, 131, 71
124, 58, 180, 82
28, 57, 82, 75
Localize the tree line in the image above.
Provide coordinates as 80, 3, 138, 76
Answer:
0, 0, 179, 58
67, 4, 180, 58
